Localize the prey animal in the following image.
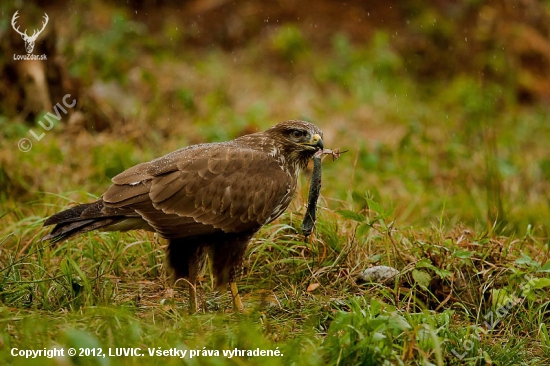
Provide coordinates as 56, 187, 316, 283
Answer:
43, 120, 324, 312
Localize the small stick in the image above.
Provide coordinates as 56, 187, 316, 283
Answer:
317, 148, 348, 161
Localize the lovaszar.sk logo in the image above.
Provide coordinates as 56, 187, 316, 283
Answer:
11, 10, 48, 60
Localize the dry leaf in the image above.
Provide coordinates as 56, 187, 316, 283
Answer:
306, 283, 320, 292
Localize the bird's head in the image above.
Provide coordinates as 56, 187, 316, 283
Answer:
266, 120, 324, 169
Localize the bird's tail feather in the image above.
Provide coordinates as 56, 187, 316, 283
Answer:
42, 201, 122, 243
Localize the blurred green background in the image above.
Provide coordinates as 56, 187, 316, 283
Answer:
2, 0, 550, 233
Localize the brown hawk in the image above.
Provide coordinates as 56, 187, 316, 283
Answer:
42, 120, 324, 312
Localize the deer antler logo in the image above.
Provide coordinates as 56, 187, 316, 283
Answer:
11, 10, 49, 54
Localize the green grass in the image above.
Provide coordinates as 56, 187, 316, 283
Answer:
2, 3, 550, 365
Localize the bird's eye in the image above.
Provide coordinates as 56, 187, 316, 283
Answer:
291, 130, 305, 139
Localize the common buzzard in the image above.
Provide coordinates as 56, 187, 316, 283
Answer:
43, 120, 324, 312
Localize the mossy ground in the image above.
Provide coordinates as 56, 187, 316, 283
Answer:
1, 2, 550, 365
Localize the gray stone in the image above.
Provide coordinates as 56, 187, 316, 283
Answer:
358, 266, 400, 286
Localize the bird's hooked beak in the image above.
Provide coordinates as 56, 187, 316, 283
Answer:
302, 133, 324, 151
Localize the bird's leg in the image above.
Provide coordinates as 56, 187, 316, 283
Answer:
230, 281, 244, 312
188, 280, 198, 314
167, 238, 200, 313
187, 254, 202, 314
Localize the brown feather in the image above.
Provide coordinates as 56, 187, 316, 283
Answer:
43, 120, 324, 311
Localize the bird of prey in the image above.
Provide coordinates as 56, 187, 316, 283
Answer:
43, 120, 324, 312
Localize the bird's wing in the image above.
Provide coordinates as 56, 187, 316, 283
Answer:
102, 143, 291, 236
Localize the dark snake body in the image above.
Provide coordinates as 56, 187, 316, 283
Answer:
302, 155, 322, 238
